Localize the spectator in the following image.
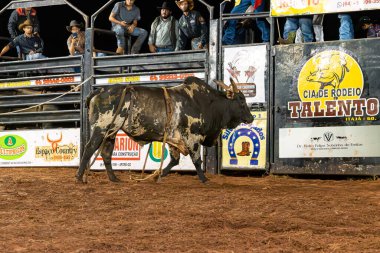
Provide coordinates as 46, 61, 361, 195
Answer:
8, 7, 40, 39
338, 14, 354, 40
278, 16, 314, 44
222, 0, 269, 45
109, 0, 148, 55
148, 1, 179, 53
0, 19, 46, 60
295, 15, 324, 43
66, 20, 85, 56
176, 0, 208, 50
359, 16, 380, 38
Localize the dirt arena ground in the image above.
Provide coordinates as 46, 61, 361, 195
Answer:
0, 168, 379, 253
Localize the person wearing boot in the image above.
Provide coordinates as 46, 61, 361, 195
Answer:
148, 1, 179, 53
176, 0, 208, 50
109, 0, 148, 54
278, 16, 314, 44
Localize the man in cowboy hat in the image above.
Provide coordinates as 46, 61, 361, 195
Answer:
148, 1, 179, 53
0, 19, 46, 60
176, 0, 208, 50
359, 16, 380, 38
8, 6, 40, 39
109, 0, 148, 54
66, 20, 85, 56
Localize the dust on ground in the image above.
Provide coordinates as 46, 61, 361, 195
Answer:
0, 168, 379, 253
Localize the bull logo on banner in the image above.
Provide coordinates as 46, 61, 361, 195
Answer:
288, 49, 379, 120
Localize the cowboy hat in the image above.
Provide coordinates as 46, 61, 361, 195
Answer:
358, 16, 372, 27
18, 19, 34, 31
175, 0, 194, 10
66, 20, 84, 32
157, 1, 172, 11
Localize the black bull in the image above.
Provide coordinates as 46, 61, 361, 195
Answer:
76, 77, 254, 183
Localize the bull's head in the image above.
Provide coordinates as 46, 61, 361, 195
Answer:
214, 78, 254, 128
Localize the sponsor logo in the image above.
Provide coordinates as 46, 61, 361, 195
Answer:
108, 76, 140, 84
149, 142, 168, 162
35, 132, 78, 161
288, 49, 379, 121
0, 135, 27, 160
222, 125, 264, 166
96, 133, 140, 161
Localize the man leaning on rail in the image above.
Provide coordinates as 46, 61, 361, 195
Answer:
0, 19, 46, 60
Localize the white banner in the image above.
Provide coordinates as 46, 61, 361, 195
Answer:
279, 125, 380, 158
0, 129, 80, 167
223, 45, 267, 103
90, 131, 196, 171
95, 72, 205, 85
271, 0, 380, 16
0, 76, 82, 88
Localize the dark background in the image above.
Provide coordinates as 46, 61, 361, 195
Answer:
0, 0, 378, 57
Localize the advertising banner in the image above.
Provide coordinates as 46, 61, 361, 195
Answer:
280, 125, 380, 158
271, 0, 380, 17
95, 72, 205, 85
287, 49, 378, 122
273, 39, 380, 175
90, 132, 196, 171
223, 45, 267, 103
0, 129, 80, 167
221, 111, 267, 169
0, 76, 82, 88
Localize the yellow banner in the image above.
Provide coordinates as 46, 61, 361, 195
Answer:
271, 0, 380, 17
221, 111, 267, 169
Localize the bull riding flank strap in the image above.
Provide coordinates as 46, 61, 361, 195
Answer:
136, 87, 173, 181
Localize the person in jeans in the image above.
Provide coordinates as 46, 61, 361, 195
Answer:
338, 14, 354, 40
0, 19, 46, 60
8, 7, 40, 57
109, 0, 148, 54
278, 16, 314, 44
176, 0, 208, 50
8, 7, 40, 39
148, 1, 179, 53
222, 0, 269, 45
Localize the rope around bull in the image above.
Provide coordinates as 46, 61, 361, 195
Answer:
0, 76, 93, 115
84, 87, 173, 183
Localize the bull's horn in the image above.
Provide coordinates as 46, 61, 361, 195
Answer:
213, 79, 230, 91
229, 78, 239, 93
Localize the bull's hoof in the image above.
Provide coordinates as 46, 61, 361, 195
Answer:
75, 176, 87, 184
109, 176, 121, 183
200, 177, 209, 184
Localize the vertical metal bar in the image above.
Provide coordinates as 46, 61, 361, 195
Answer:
204, 19, 219, 175
269, 17, 276, 165
81, 27, 94, 157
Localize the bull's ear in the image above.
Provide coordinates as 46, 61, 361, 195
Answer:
229, 78, 239, 93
